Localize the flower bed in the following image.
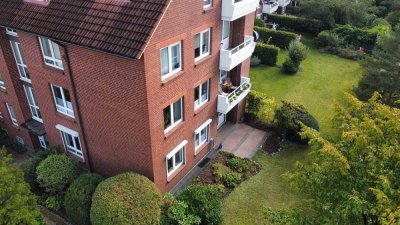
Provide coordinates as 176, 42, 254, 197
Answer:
193, 151, 261, 197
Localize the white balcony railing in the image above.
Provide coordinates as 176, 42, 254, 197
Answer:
220, 36, 255, 71
262, 2, 279, 14
221, 0, 260, 21
278, 0, 291, 7
217, 77, 251, 114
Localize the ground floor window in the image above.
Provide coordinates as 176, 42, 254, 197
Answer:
194, 119, 212, 151
38, 135, 48, 149
166, 140, 187, 177
16, 136, 24, 145
56, 124, 83, 159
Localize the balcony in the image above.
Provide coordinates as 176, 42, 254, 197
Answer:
221, 0, 260, 21
278, 0, 291, 7
220, 36, 255, 71
262, 2, 279, 14
218, 77, 251, 114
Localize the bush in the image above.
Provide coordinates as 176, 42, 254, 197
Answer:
337, 48, 365, 60
267, 14, 326, 35
386, 10, 400, 27
176, 185, 223, 225
44, 194, 63, 211
223, 172, 241, 188
65, 173, 104, 225
254, 18, 266, 27
275, 101, 319, 143
90, 172, 162, 225
250, 56, 261, 67
281, 58, 300, 74
246, 91, 278, 124
254, 43, 279, 66
226, 158, 248, 173
21, 151, 50, 194
161, 193, 201, 225
288, 40, 308, 63
212, 163, 231, 183
316, 31, 343, 48
331, 25, 377, 49
36, 154, 79, 194
254, 26, 298, 49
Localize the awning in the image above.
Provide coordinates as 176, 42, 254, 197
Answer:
21, 118, 46, 136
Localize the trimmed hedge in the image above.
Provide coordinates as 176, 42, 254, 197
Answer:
90, 172, 162, 225
65, 173, 104, 225
330, 25, 377, 49
254, 43, 279, 66
36, 154, 79, 194
267, 14, 326, 35
254, 26, 298, 49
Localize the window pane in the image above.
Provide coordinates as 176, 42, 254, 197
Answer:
175, 149, 183, 164
167, 158, 174, 173
195, 134, 200, 147
194, 86, 200, 103
160, 48, 169, 75
11, 42, 22, 64
63, 89, 71, 102
52, 42, 62, 60
40, 38, 52, 57
195, 34, 200, 58
163, 106, 171, 128
65, 132, 74, 147
171, 44, 180, 70
173, 99, 182, 122
201, 81, 208, 101
74, 136, 81, 150
202, 31, 210, 54
201, 127, 207, 142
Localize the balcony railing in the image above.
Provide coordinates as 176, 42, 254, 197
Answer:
262, 2, 279, 14
278, 0, 291, 7
220, 36, 255, 71
221, 0, 259, 21
217, 77, 251, 114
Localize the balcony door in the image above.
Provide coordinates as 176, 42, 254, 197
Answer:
217, 113, 226, 129
221, 20, 230, 49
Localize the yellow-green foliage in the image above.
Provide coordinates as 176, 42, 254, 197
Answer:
246, 90, 278, 124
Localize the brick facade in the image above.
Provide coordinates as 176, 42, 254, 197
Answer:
0, 1, 256, 193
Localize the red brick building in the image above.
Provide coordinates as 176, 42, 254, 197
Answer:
0, 0, 257, 193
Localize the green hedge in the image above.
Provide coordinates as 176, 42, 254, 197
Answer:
267, 14, 326, 35
90, 172, 162, 225
254, 26, 298, 49
331, 25, 377, 49
254, 43, 279, 66
65, 173, 104, 225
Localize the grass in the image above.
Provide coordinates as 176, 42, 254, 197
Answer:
250, 39, 362, 135
222, 37, 363, 224
222, 144, 308, 225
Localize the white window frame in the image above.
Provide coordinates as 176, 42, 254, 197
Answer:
195, 29, 211, 61
203, 0, 212, 8
38, 135, 47, 149
16, 136, 24, 145
194, 119, 212, 151
38, 37, 64, 70
10, 41, 30, 83
164, 97, 183, 133
56, 124, 83, 159
166, 140, 187, 177
0, 79, 5, 90
160, 41, 182, 79
51, 84, 74, 118
6, 28, 17, 36
0, 112, 3, 119
194, 80, 209, 110
23, 85, 42, 123
6, 103, 17, 126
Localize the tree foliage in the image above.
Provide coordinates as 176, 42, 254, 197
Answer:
265, 94, 400, 225
0, 147, 43, 225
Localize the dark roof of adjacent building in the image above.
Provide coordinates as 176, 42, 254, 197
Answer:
0, 0, 170, 59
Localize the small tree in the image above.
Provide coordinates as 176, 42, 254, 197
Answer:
0, 147, 43, 225
90, 172, 162, 225
282, 40, 308, 75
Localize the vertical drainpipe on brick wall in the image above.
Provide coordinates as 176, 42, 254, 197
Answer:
57, 42, 93, 171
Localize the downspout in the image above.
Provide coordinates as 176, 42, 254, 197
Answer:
57, 42, 93, 171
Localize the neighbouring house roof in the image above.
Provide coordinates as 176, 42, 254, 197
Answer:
0, 0, 170, 59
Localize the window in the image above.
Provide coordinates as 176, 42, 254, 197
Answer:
195, 29, 210, 60
56, 124, 83, 159
0, 112, 3, 119
6, 28, 17, 36
164, 98, 183, 132
6, 103, 17, 125
166, 140, 187, 177
51, 84, 74, 117
16, 136, 24, 145
194, 119, 212, 151
39, 37, 63, 69
194, 80, 209, 109
203, 0, 212, 8
160, 41, 182, 79
10, 41, 30, 82
38, 135, 48, 149
23, 86, 42, 122
0, 74, 5, 90
220, 70, 228, 84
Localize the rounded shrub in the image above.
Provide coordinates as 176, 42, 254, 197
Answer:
44, 194, 64, 211
65, 173, 104, 225
288, 40, 308, 63
176, 184, 223, 225
226, 158, 248, 173
275, 101, 319, 143
90, 172, 162, 225
21, 151, 49, 194
36, 154, 79, 194
223, 172, 242, 188
316, 31, 343, 48
281, 58, 299, 74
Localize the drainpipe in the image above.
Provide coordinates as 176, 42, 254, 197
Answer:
57, 42, 93, 171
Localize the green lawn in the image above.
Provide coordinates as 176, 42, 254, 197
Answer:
222, 39, 362, 224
